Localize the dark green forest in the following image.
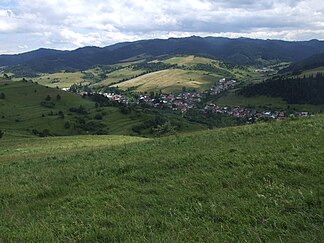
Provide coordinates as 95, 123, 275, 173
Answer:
239, 73, 324, 104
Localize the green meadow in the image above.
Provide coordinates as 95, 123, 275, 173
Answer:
0, 116, 323, 241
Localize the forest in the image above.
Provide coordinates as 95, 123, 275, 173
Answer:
239, 73, 324, 104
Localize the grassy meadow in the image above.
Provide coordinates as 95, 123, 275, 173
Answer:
0, 116, 323, 241
113, 69, 222, 93
29, 71, 88, 88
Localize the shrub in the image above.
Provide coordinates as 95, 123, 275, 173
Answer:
64, 121, 71, 129
40, 101, 55, 108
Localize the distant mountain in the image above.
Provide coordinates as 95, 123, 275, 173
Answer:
2, 36, 324, 76
280, 52, 324, 75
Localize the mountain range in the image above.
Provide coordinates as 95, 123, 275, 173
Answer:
2, 36, 324, 75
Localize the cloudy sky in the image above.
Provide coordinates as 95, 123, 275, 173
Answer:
0, 0, 323, 54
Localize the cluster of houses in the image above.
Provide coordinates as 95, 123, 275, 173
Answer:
70, 78, 237, 113
66, 77, 310, 120
204, 104, 310, 120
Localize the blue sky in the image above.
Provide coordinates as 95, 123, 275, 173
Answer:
0, 0, 323, 54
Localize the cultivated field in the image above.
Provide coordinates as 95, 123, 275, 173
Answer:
113, 69, 222, 92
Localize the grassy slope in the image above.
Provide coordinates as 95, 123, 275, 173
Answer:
114, 69, 222, 93
94, 68, 146, 86
29, 71, 88, 88
0, 80, 146, 136
0, 116, 323, 241
0, 80, 91, 135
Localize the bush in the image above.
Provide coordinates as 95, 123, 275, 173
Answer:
40, 101, 55, 108
58, 111, 64, 119
94, 114, 103, 120
0, 93, 5, 99
152, 121, 176, 137
64, 121, 71, 129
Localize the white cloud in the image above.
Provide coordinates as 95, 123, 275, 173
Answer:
0, 0, 324, 53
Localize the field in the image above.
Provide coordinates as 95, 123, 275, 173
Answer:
93, 67, 146, 87
0, 116, 323, 241
161, 55, 214, 65
30, 72, 88, 88
113, 69, 222, 93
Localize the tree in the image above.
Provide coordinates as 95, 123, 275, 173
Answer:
58, 111, 64, 119
0, 93, 5, 99
152, 121, 176, 137
64, 121, 71, 129
56, 94, 61, 101
0, 129, 4, 139
45, 95, 51, 101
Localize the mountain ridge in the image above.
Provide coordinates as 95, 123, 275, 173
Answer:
2, 36, 324, 75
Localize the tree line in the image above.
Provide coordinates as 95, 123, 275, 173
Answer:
239, 73, 324, 104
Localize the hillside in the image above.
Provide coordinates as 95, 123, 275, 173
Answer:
114, 69, 221, 93
16, 55, 260, 93
0, 116, 323, 241
0, 79, 209, 138
0, 80, 143, 137
2, 37, 324, 76
239, 74, 324, 105
281, 52, 324, 75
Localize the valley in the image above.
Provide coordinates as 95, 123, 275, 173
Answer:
0, 36, 323, 242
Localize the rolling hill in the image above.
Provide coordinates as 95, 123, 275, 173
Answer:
0, 78, 207, 138
15, 55, 260, 92
0, 79, 144, 137
2, 37, 324, 76
0, 116, 323, 241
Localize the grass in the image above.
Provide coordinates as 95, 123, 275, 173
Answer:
0, 80, 152, 136
113, 69, 222, 92
29, 72, 88, 88
162, 55, 213, 66
93, 67, 146, 86
0, 116, 323, 241
0, 135, 147, 162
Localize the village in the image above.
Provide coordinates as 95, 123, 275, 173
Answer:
71, 78, 310, 121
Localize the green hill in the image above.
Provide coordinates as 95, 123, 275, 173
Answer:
0, 79, 207, 138
0, 116, 323, 241
0, 80, 143, 137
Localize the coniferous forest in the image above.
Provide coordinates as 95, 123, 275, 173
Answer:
239, 73, 324, 104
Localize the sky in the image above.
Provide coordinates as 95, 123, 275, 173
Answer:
0, 0, 323, 54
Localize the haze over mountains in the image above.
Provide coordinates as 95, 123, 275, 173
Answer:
1, 36, 324, 74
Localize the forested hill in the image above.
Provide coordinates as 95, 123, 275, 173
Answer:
239, 73, 324, 105
280, 52, 324, 74
1, 37, 324, 74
